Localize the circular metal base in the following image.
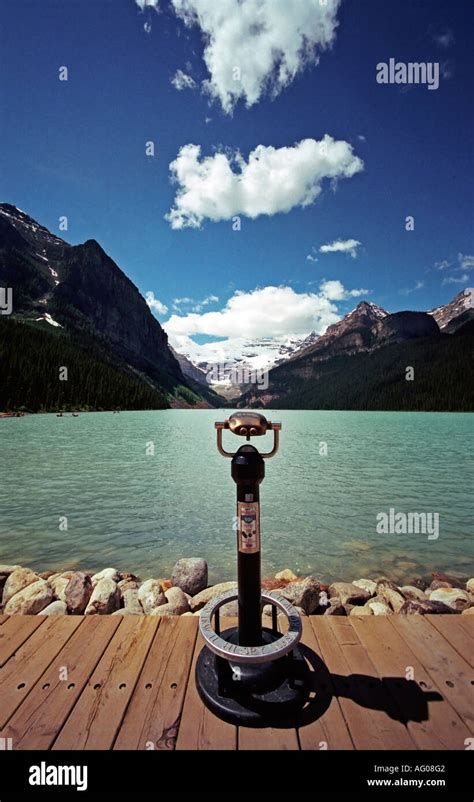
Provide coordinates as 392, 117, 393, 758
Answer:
195, 627, 310, 727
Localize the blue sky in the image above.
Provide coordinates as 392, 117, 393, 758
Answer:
0, 0, 473, 363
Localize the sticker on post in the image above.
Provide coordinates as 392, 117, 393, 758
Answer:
237, 501, 260, 553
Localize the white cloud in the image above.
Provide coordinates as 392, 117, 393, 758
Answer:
163, 282, 366, 365
170, 0, 341, 114
319, 238, 361, 258
171, 69, 197, 91
434, 259, 451, 270
458, 253, 474, 270
357, 134, 366, 142
145, 291, 168, 315
442, 273, 469, 286
192, 294, 219, 311
400, 280, 424, 296
166, 136, 363, 229
319, 279, 368, 301
135, 0, 160, 10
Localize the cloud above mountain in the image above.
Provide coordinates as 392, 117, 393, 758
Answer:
168, 0, 340, 113
162, 282, 366, 364
166, 136, 363, 229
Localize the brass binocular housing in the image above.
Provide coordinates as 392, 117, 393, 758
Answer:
215, 412, 281, 458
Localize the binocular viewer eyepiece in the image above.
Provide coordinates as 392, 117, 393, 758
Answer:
215, 412, 281, 457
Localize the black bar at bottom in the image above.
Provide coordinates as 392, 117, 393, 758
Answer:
0, 750, 471, 802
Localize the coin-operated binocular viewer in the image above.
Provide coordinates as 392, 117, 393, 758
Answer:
195, 412, 309, 726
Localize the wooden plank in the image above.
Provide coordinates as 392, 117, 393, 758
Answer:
0, 616, 82, 728
309, 617, 407, 750
3, 616, 121, 749
0, 615, 46, 667
239, 726, 299, 750
52, 616, 159, 750
0, 615, 9, 625
176, 618, 237, 750
427, 616, 474, 668
296, 617, 353, 750
448, 615, 474, 647
390, 615, 474, 733
323, 617, 416, 749
114, 616, 198, 750
352, 615, 472, 750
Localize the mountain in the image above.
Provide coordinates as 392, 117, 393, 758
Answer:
0, 203, 221, 411
235, 299, 473, 411
428, 288, 474, 329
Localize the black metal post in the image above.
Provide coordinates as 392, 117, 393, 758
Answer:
231, 444, 264, 646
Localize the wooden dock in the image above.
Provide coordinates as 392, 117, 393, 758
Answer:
0, 613, 472, 750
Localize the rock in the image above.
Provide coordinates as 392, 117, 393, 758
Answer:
163, 586, 190, 615
49, 576, 69, 603
112, 608, 142, 616
466, 578, 474, 594
324, 599, 346, 616
3, 567, 41, 606
171, 558, 208, 596
410, 578, 429, 591
375, 579, 406, 613
0, 564, 21, 576
91, 567, 119, 587
317, 590, 330, 611
38, 600, 67, 615
190, 581, 238, 612
430, 580, 451, 591
328, 582, 370, 606
279, 576, 320, 614
367, 599, 393, 615
218, 600, 239, 617
429, 587, 470, 611
138, 579, 166, 614
4, 579, 53, 614
261, 578, 285, 590
275, 569, 297, 582
400, 585, 426, 601
159, 579, 172, 592
122, 588, 143, 615
84, 578, 120, 615
350, 605, 373, 616
461, 606, 474, 615
117, 572, 140, 583
118, 579, 139, 593
399, 599, 456, 615
65, 572, 93, 615
352, 578, 377, 596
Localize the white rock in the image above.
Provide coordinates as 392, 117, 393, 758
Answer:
38, 600, 67, 615
164, 586, 190, 614
353, 578, 377, 595
3, 567, 40, 605
4, 579, 53, 614
429, 587, 471, 611
138, 579, 166, 614
91, 567, 119, 587
367, 600, 393, 615
84, 578, 120, 615
49, 576, 69, 602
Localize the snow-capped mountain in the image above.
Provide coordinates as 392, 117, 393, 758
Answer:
428, 288, 474, 329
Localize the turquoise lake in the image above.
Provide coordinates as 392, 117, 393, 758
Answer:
0, 409, 472, 585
